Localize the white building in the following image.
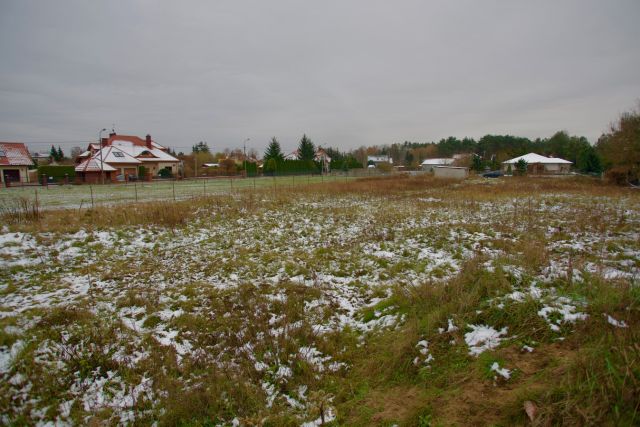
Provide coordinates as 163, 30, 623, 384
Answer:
421, 158, 455, 172
502, 153, 572, 174
367, 155, 393, 166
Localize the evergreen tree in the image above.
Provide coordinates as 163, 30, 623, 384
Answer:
405, 151, 414, 165
57, 146, 64, 161
515, 159, 528, 176
49, 145, 57, 161
192, 141, 210, 153
471, 154, 483, 171
263, 137, 284, 162
577, 145, 603, 174
297, 134, 315, 161
264, 158, 277, 175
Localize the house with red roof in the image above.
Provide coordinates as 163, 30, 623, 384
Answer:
75, 132, 180, 183
0, 142, 34, 185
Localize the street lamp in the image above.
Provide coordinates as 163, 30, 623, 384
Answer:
98, 128, 107, 184
243, 138, 250, 177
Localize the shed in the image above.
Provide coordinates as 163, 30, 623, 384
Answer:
434, 166, 469, 180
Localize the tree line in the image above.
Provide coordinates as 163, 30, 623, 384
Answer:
178, 104, 638, 183
378, 131, 602, 174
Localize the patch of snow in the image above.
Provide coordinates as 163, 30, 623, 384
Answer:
300, 406, 336, 427
465, 324, 508, 356
490, 362, 511, 380
413, 340, 434, 366
538, 303, 588, 331
0, 340, 25, 373
605, 314, 628, 328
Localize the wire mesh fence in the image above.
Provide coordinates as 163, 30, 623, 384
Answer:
0, 170, 381, 211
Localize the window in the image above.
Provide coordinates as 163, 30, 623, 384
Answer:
0, 149, 5, 157
113, 151, 124, 158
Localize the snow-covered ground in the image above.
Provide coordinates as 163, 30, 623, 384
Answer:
0, 189, 638, 425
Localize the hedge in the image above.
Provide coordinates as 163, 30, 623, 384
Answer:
245, 162, 258, 177
36, 165, 75, 182
264, 159, 320, 176
330, 158, 363, 170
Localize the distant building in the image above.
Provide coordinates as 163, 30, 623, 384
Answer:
283, 149, 332, 173
367, 155, 393, 166
75, 133, 180, 183
0, 142, 33, 185
31, 152, 51, 163
421, 158, 455, 172
502, 153, 572, 174
434, 166, 469, 180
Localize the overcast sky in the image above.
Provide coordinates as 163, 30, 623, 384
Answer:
1, 1, 639, 154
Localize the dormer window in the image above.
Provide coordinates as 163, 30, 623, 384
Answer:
113, 152, 124, 158
0, 149, 6, 157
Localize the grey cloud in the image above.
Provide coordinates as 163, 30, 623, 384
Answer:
1, 0, 639, 154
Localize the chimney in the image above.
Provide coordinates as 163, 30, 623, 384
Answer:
101, 137, 108, 146
146, 134, 152, 149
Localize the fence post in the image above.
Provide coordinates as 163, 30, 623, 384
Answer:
203, 178, 206, 196
90, 185, 94, 208
34, 188, 38, 209
253, 176, 256, 190
230, 177, 233, 192
134, 182, 138, 202
173, 180, 176, 201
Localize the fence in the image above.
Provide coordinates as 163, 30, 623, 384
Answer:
0, 170, 385, 210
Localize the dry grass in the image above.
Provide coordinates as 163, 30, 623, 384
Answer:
1, 173, 638, 425
0, 196, 41, 224
3, 173, 628, 233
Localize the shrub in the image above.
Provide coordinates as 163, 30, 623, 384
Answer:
158, 167, 173, 178
605, 166, 632, 185
377, 162, 394, 173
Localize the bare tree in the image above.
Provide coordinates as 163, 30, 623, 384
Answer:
70, 146, 84, 161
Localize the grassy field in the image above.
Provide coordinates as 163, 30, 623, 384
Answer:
0, 175, 638, 426
0, 173, 362, 210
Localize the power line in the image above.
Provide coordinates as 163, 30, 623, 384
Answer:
18, 141, 210, 153
18, 141, 94, 144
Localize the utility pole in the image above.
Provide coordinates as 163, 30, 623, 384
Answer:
243, 138, 250, 178
98, 128, 107, 184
